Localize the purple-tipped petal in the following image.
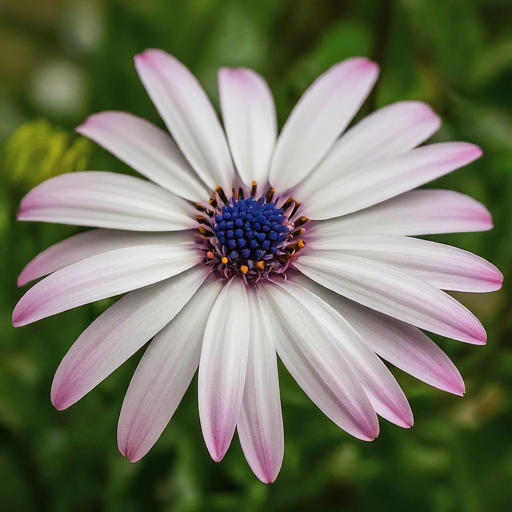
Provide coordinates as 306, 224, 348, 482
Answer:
51, 266, 209, 410
310, 235, 503, 293
302, 142, 483, 220
118, 278, 223, 462
218, 68, 276, 189
18, 230, 192, 286
260, 282, 379, 441
309, 189, 493, 236
269, 58, 379, 193
273, 279, 413, 429
13, 243, 201, 327
295, 275, 465, 395
77, 111, 209, 201
18, 171, 197, 231
295, 100, 441, 197
295, 251, 487, 344
135, 49, 234, 192
198, 278, 250, 462
237, 289, 284, 483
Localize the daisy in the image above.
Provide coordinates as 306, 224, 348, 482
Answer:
13, 49, 502, 484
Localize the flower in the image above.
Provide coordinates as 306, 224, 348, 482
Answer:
13, 49, 502, 484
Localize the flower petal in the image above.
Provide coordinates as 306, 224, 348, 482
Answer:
307, 189, 493, 236
18, 230, 192, 286
310, 235, 503, 292
294, 100, 441, 197
18, 171, 197, 231
198, 278, 250, 462
135, 49, 234, 191
294, 275, 465, 395
294, 251, 486, 344
302, 142, 483, 220
51, 265, 209, 410
218, 68, 276, 189
274, 279, 413, 428
237, 288, 284, 483
118, 278, 223, 462
77, 111, 209, 201
260, 281, 379, 441
269, 58, 379, 193
13, 242, 201, 327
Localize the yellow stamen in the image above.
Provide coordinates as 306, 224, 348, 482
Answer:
256, 261, 265, 270
298, 239, 305, 248
241, 265, 249, 274
295, 216, 309, 227
221, 257, 228, 264
198, 227, 208, 235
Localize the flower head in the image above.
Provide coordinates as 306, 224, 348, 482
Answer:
13, 49, 502, 483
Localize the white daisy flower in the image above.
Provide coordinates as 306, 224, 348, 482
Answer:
13, 49, 502, 483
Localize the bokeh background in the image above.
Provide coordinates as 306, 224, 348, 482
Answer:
1, 0, 512, 510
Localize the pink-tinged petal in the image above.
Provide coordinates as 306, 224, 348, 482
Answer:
118, 278, 223, 462
274, 279, 413, 428
77, 112, 209, 201
301, 142, 483, 220
218, 68, 276, 189
307, 189, 493, 236
135, 49, 234, 192
18, 230, 192, 286
198, 278, 250, 462
51, 266, 209, 410
18, 171, 197, 231
260, 281, 379, 441
294, 251, 486, 344
310, 235, 503, 293
269, 58, 379, 193
13, 243, 201, 327
237, 288, 284, 483
295, 101, 441, 197
295, 275, 465, 395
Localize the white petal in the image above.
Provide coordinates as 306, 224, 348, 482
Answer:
294, 275, 465, 395
51, 265, 209, 410
198, 278, 250, 462
218, 68, 276, 189
307, 189, 493, 236
237, 288, 284, 483
13, 242, 201, 327
135, 49, 235, 191
302, 142, 483, 220
273, 279, 413, 428
77, 111, 209, 201
310, 235, 503, 292
269, 58, 379, 193
118, 278, 223, 462
18, 171, 197, 231
295, 100, 441, 197
294, 251, 486, 344
260, 281, 379, 441
18, 229, 192, 286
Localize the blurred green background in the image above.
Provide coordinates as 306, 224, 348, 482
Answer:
1, 0, 512, 510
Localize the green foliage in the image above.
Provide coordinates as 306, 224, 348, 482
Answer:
2, 120, 93, 191
1, 0, 512, 511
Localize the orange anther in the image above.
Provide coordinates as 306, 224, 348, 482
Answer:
256, 261, 265, 270
298, 239, 305, 248
221, 257, 228, 264
241, 265, 249, 274
207, 251, 214, 259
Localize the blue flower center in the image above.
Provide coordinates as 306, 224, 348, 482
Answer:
213, 197, 289, 262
